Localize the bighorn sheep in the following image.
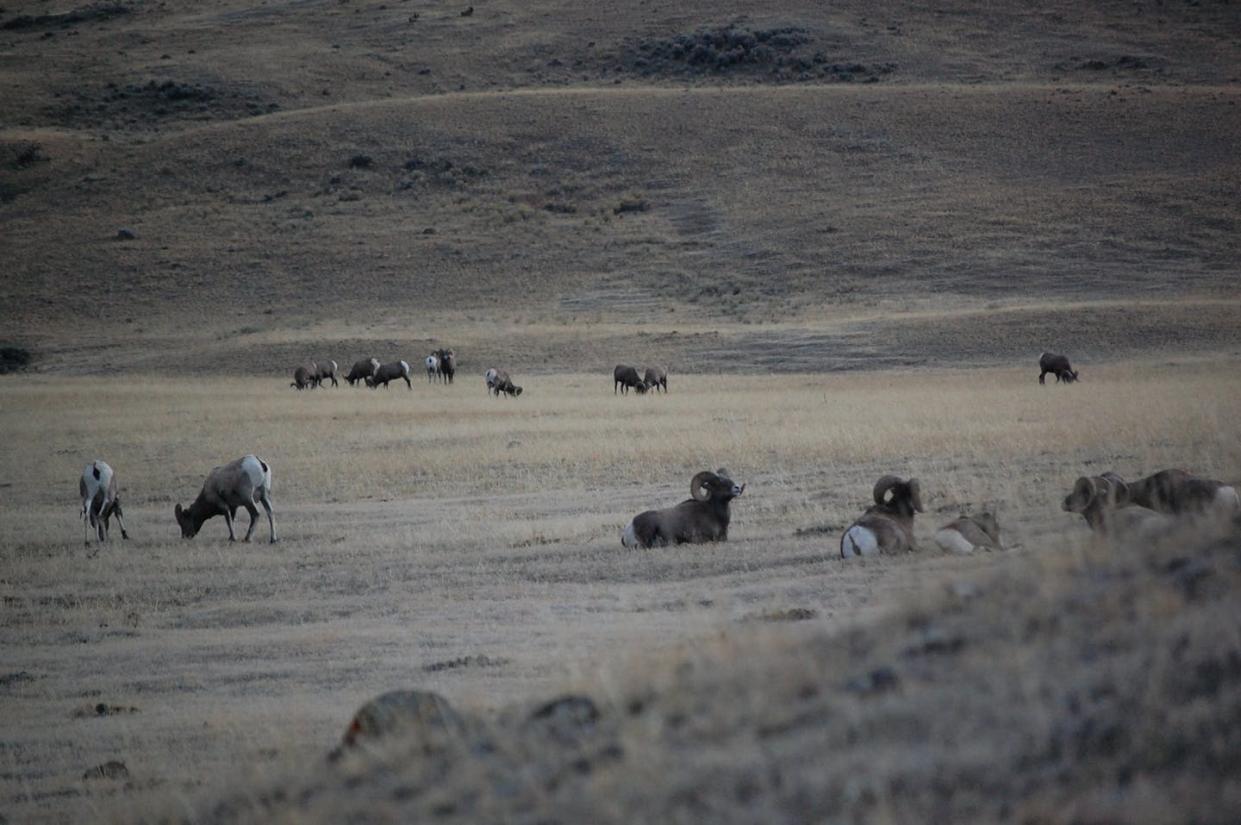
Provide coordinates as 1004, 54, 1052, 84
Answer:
1102, 469, 1240, 517
485, 368, 522, 398
80, 460, 129, 545
435, 349, 456, 384
613, 364, 649, 395
345, 358, 380, 387
621, 469, 745, 548
291, 365, 315, 390
366, 360, 412, 389
1061, 475, 1172, 538
174, 454, 277, 543
840, 476, 923, 557
934, 512, 1002, 554
643, 365, 668, 394
1038, 352, 1079, 384
314, 359, 339, 388
425, 354, 440, 383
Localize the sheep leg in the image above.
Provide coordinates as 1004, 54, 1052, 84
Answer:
330, 375, 338, 387
1038, 370, 1047, 385
223, 508, 237, 541
113, 505, 130, 540
82, 502, 90, 546
259, 492, 278, 543
242, 501, 259, 542
403, 375, 411, 389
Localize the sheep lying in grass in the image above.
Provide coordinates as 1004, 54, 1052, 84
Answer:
621, 469, 745, 548
1061, 475, 1171, 539
1102, 469, 1239, 518
934, 512, 1002, 554
840, 476, 922, 558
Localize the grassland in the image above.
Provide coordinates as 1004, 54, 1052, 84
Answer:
2, 363, 1240, 822
4, 0, 1241, 821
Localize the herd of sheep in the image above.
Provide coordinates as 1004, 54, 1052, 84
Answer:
77, 349, 1238, 555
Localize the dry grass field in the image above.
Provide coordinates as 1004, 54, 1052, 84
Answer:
3, 363, 1240, 822
3, 0, 1241, 822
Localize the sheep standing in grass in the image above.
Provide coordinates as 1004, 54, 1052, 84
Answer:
840, 476, 923, 557
345, 358, 380, 387
934, 512, 1002, 554
80, 461, 129, 545
174, 454, 277, 543
621, 469, 745, 548
1038, 352, 1079, 384
613, 364, 648, 395
291, 365, 315, 390
488, 368, 522, 398
314, 359, 339, 388
366, 360, 412, 389
643, 365, 668, 394
426, 354, 440, 383
435, 349, 456, 384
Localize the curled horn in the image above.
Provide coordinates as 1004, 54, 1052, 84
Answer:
1103, 475, 1129, 506
873, 475, 902, 505
908, 478, 924, 513
1073, 476, 1097, 503
691, 471, 717, 502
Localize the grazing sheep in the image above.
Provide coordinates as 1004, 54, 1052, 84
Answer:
643, 365, 668, 394
314, 359, 339, 388
345, 357, 380, 387
484, 367, 500, 395
488, 368, 522, 398
366, 360, 412, 389
79, 461, 129, 545
291, 365, 315, 390
435, 349, 456, 384
174, 454, 277, 543
1102, 469, 1240, 517
1038, 352, 1079, 384
621, 469, 745, 548
1061, 475, 1171, 538
613, 364, 648, 395
426, 354, 440, 383
840, 476, 923, 558
934, 512, 1002, 554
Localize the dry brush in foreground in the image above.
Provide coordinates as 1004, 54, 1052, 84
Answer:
148, 518, 1241, 824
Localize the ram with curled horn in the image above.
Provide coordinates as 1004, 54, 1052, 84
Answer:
621, 469, 745, 548
1062, 474, 1172, 539
840, 475, 923, 558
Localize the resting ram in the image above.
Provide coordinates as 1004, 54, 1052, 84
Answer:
621, 469, 745, 548
934, 512, 1002, 554
1102, 469, 1239, 517
840, 475, 923, 557
1061, 475, 1171, 538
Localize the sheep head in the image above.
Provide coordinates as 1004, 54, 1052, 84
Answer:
691, 469, 745, 502
1062, 475, 1127, 513
174, 503, 199, 538
873, 475, 923, 513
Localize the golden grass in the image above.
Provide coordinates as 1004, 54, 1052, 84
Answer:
2, 363, 1240, 824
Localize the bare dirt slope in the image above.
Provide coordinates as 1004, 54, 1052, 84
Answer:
2, 0, 1240, 373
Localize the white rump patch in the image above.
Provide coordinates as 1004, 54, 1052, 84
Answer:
241, 454, 271, 492
621, 520, 639, 548
399, 360, 410, 375
1215, 486, 1240, 513
934, 528, 975, 555
841, 525, 878, 558
81, 460, 113, 515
